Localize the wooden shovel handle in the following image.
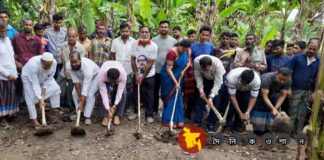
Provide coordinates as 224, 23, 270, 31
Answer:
203, 98, 223, 121
76, 109, 81, 127
40, 96, 47, 125
137, 83, 141, 132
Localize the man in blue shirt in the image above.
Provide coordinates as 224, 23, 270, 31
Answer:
266, 39, 290, 72
191, 25, 214, 61
0, 9, 18, 40
288, 38, 320, 136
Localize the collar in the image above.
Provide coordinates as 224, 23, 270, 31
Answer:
137, 39, 151, 46
302, 52, 320, 60
22, 32, 36, 40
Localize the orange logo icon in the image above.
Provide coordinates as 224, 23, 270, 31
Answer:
178, 125, 207, 154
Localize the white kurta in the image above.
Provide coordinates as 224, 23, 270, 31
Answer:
0, 37, 18, 80
66, 57, 99, 118
22, 56, 61, 119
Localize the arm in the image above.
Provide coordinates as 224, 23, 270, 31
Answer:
194, 60, 204, 94
110, 52, 116, 60
254, 52, 267, 72
142, 59, 155, 78
246, 96, 257, 113
233, 51, 244, 68
98, 70, 110, 110
166, 63, 178, 87
114, 71, 127, 106
261, 89, 276, 111
274, 90, 288, 110
131, 56, 138, 76
209, 61, 225, 98
230, 94, 243, 117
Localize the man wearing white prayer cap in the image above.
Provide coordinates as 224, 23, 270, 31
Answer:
22, 52, 61, 128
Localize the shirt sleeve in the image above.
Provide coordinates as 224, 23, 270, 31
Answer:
209, 59, 225, 98
81, 67, 94, 96
165, 50, 177, 62
233, 50, 244, 68
194, 58, 204, 93
250, 76, 261, 97
98, 68, 110, 110
114, 69, 127, 105
147, 45, 157, 60
226, 75, 237, 96
111, 39, 116, 53
130, 41, 136, 57
0, 65, 10, 77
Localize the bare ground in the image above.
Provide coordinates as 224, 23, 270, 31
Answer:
0, 107, 305, 160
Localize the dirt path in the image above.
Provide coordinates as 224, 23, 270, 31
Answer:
0, 108, 304, 160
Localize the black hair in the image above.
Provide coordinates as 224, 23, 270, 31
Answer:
240, 69, 255, 85
199, 25, 212, 34
173, 26, 181, 31
78, 25, 87, 32
245, 33, 256, 39
271, 39, 285, 48
34, 23, 45, 31
307, 38, 320, 46
42, 22, 50, 27
199, 56, 212, 68
107, 68, 120, 80
52, 13, 63, 21
265, 40, 273, 46
295, 41, 307, 49
187, 29, 197, 36
175, 39, 192, 48
120, 23, 130, 30
139, 26, 150, 32
0, 9, 9, 16
278, 67, 292, 76
230, 32, 239, 38
220, 31, 231, 38
286, 43, 294, 48
159, 20, 170, 27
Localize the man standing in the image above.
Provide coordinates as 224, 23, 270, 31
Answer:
66, 52, 99, 125
78, 25, 91, 57
34, 23, 52, 52
191, 25, 214, 60
12, 19, 43, 102
266, 39, 290, 72
45, 13, 67, 77
286, 43, 294, 57
226, 67, 261, 132
57, 29, 85, 108
172, 26, 183, 42
110, 23, 135, 122
90, 21, 112, 67
21, 53, 61, 127
213, 31, 236, 72
98, 61, 127, 126
0, 9, 18, 40
152, 20, 177, 116
193, 55, 225, 128
293, 41, 306, 55
264, 40, 273, 56
288, 38, 320, 135
187, 29, 197, 42
90, 19, 113, 39
251, 67, 292, 133
229, 33, 241, 50
128, 26, 158, 123
234, 34, 267, 74
0, 22, 18, 125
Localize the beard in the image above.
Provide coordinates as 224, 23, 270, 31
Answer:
246, 44, 254, 50
24, 29, 32, 34
71, 65, 81, 71
160, 31, 168, 36
121, 35, 129, 39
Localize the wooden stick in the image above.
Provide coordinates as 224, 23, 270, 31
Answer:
76, 109, 81, 127
41, 96, 47, 125
203, 98, 223, 121
137, 83, 141, 132
170, 89, 179, 132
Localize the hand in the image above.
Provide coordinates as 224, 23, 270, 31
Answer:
78, 101, 84, 112
60, 53, 65, 61
110, 105, 116, 115
41, 88, 46, 97
200, 92, 207, 101
64, 71, 70, 77
180, 71, 185, 80
136, 75, 143, 85
7, 75, 16, 81
175, 82, 180, 91
239, 112, 245, 120
16, 62, 23, 70
39, 99, 45, 109
243, 112, 250, 121
271, 108, 280, 116
309, 93, 315, 102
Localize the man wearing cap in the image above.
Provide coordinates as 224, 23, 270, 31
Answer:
21, 52, 61, 128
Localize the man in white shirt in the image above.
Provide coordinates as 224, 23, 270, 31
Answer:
152, 20, 177, 115
21, 52, 61, 128
110, 23, 135, 123
194, 55, 225, 128
128, 26, 158, 123
66, 52, 99, 125
226, 67, 261, 132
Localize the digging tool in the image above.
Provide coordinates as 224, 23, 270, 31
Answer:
245, 119, 253, 132
203, 98, 224, 123
34, 96, 54, 136
170, 78, 183, 132
71, 108, 86, 136
216, 102, 230, 133
105, 109, 114, 137
133, 83, 142, 139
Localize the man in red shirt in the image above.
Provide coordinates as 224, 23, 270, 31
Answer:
12, 19, 43, 101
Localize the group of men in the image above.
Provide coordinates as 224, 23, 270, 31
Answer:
0, 9, 321, 137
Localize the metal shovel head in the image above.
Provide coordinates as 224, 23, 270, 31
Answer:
105, 129, 114, 137
34, 126, 54, 137
133, 131, 143, 140
71, 127, 86, 137
245, 123, 254, 132
272, 111, 291, 133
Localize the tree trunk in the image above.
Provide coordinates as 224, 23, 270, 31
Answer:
47, 0, 56, 25
257, 0, 268, 42
128, 0, 137, 34
280, 12, 289, 40
204, 0, 217, 27
292, 0, 308, 42
305, 28, 324, 160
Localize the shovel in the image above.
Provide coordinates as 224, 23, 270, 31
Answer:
203, 98, 225, 123
71, 109, 86, 137
105, 110, 114, 137
34, 97, 54, 136
245, 119, 253, 132
216, 102, 230, 133
133, 83, 142, 139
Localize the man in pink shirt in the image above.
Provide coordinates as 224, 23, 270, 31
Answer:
98, 61, 127, 126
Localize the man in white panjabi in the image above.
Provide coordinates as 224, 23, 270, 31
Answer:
66, 51, 99, 125
21, 52, 61, 128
